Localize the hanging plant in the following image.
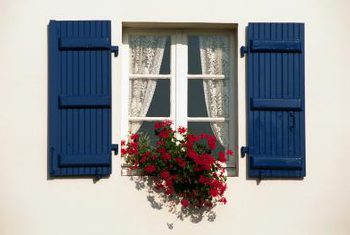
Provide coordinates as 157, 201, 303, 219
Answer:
121, 120, 232, 208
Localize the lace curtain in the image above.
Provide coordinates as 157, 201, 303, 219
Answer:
199, 35, 230, 147
128, 35, 167, 133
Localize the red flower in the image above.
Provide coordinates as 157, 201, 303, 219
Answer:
165, 188, 174, 195
201, 134, 216, 150
121, 140, 126, 146
175, 158, 187, 168
218, 151, 227, 163
131, 133, 139, 141
121, 148, 127, 156
159, 130, 170, 139
123, 121, 227, 209
178, 126, 187, 134
160, 170, 170, 179
127, 142, 139, 155
154, 120, 173, 129
165, 179, 173, 187
187, 149, 198, 159
198, 154, 216, 170
161, 153, 171, 161
220, 197, 227, 204
144, 165, 156, 174
209, 188, 219, 197
199, 175, 212, 185
181, 199, 190, 207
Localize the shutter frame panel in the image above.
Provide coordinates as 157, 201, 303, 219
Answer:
48, 20, 116, 177
244, 23, 305, 178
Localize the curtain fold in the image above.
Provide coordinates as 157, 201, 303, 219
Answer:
128, 35, 167, 133
199, 35, 230, 147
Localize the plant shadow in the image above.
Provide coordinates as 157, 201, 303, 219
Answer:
129, 176, 217, 229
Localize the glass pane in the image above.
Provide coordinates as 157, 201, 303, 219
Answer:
159, 37, 171, 74
188, 35, 202, 74
129, 79, 170, 117
188, 79, 208, 117
188, 122, 225, 156
146, 80, 170, 117
129, 121, 159, 146
129, 35, 170, 74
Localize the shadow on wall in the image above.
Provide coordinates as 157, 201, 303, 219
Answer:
130, 176, 217, 229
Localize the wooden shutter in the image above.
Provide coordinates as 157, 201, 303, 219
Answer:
48, 20, 118, 177
242, 23, 305, 178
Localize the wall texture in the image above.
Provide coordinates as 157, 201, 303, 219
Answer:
0, 0, 349, 234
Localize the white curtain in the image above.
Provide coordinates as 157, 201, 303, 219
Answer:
199, 35, 230, 147
128, 35, 167, 133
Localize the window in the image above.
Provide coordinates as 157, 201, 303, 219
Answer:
48, 21, 305, 178
121, 25, 238, 176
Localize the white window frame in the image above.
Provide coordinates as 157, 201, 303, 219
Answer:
121, 23, 238, 176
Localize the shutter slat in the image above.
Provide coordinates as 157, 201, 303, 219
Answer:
60, 38, 111, 49
250, 156, 302, 169
245, 23, 305, 178
250, 40, 302, 52
251, 98, 302, 110
59, 154, 110, 167
48, 20, 114, 177
59, 96, 111, 108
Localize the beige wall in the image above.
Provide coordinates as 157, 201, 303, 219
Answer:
1, 0, 350, 234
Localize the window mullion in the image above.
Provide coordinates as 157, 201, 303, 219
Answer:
175, 31, 188, 129
121, 33, 130, 139
170, 34, 177, 128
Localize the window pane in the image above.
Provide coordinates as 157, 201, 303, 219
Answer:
129, 79, 170, 117
188, 122, 225, 156
146, 79, 170, 117
188, 79, 208, 117
159, 37, 171, 74
188, 35, 202, 74
129, 35, 170, 74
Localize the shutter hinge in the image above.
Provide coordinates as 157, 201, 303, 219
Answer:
111, 46, 119, 57
111, 144, 119, 155
240, 146, 249, 158
240, 46, 248, 58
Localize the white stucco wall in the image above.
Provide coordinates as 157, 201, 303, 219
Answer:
1, 0, 350, 234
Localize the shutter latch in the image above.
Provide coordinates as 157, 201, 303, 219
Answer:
240, 46, 248, 57
111, 144, 119, 155
111, 45, 119, 57
241, 146, 249, 158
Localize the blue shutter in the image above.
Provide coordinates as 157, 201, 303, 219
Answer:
242, 23, 305, 178
48, 20, 118, 177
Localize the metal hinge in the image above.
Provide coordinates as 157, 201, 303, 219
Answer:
111, 46, 119, 57
241, 146, 249, 158
240, 46, 248, 58
111, 144, 119, 155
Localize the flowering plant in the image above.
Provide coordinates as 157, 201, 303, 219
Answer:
121, 120, 232, 208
